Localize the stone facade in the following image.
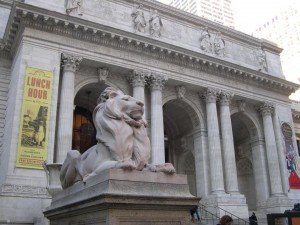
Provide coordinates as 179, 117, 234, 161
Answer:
0, 0, 299, 224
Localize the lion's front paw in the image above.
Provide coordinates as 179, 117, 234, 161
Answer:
155, 163, 176, 174
117, 160, 137, 170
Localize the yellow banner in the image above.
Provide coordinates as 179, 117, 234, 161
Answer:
16, 67, 53, 169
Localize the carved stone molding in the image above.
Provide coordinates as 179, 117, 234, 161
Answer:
128, 70, 147, 87
201, 88, 219, 103
5, 8, 298, 95
0, 184, 50, 198
66, 0, 83, 16
147, 73, 168, 91
175, 85, 186, 99
61, 53, 82, 73
149, 10, 163, 37
258, 102, 274, 117
131, 4, 147, 33
219, 91, 233, 106
97, 67, 109, 83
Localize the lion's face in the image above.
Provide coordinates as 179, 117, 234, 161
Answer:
105, 90, 145, 121
119, 94, 144, 120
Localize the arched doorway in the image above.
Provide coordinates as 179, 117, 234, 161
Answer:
231, 112, 259, 211
73, 83, 109, 153
163, 99, 201, 196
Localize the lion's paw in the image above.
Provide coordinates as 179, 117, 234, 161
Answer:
155, 163, 176, 174
117, 160, 137, 170
82, 173, 95, 183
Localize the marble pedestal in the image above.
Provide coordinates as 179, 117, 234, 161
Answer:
202, 193, 249, 219
44, 169, 200, 225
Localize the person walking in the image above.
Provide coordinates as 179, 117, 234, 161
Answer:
217, 215, 233, 225
249, 212, 258, 225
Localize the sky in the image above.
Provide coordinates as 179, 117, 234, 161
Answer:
157, 0, 292, 34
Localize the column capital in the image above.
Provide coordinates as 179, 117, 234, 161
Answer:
128, 70, 148, 88
147, 73, 168, 91
97, 67, 109, 83
219, 91, 234, 106
201, 87, 219, 103
258, 102, 274, 117
61, 53, 82, 73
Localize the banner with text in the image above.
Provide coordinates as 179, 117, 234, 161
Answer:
16, 67, 53, 169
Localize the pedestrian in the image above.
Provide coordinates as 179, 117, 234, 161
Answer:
249, 212, 258, 225
190, 205, 200, 222
217, 215, 233, 225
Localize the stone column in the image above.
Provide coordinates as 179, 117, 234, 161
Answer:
148, 74, 167, 165
203, 88, 225, 194
258, 103, 284, 196
128, 70, 147, 116
273, 110, 289, 195
193, 129, 210, 197
219, 91, 239, 194
251, 138, 270, 205
56, 53, 82, 163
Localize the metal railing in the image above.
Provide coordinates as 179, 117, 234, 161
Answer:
198, 203, 249, 225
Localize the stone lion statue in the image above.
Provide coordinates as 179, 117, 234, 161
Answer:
60, 87, 175, 189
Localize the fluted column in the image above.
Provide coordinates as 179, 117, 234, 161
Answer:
251, 138, 270, 204
219, 91, 239, 194
258, 103, 284, 196
56, 53, 82, 163
273, 109, 289, 195
148, 74, 167, 165
128, 70, 147, 117
203, 88, 225, 194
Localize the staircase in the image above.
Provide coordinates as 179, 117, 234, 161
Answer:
195, 203, 249, 225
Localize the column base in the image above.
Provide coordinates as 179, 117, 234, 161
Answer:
257, 196, 293, 214
202, 193, 249, 219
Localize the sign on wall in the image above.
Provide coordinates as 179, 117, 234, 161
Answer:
281, 122, 300, 189
16, 67, 53, 169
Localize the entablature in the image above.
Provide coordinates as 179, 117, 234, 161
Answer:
2, 2, 299, 97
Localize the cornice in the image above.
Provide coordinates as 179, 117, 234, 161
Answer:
3, 2, 299, 96
127, 0, 279, 52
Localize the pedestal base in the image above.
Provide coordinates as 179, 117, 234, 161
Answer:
258, 196, 293, 214
202, 193, 249, 219
44, 169, 200, 225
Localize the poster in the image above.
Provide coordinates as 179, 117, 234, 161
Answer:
281, 122, 300, 189
16, 67, 53, 169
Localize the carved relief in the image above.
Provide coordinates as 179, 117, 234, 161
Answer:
256, 48, 268, 72
199, 27, 213, 53
214, 32, 226, 56
236, 99, 246, 112
97, 67, 109, 83
199, 28, 226, 57
66, 0, 83, 16
175, 85, 186, 99
149, 10, 163, 37
131, 4, 147, 33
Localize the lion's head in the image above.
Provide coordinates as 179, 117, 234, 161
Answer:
93, 87, 150, 167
